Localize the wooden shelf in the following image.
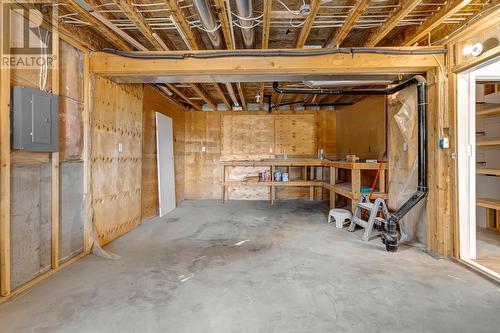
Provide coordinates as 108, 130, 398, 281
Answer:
477, 169, 500, 177
476, 139, 500, 147
477, 198, 500, 210
476, 103, 500, 118
224, 180, 323, 187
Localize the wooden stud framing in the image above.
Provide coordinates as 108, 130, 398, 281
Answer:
166, 84, 203, 111
215, 84, 231, 111
365, 0, 423, 47
262, 0, 273, 49
83, 53, 92, 254
0, 2, 11, 297
403, 0, 472, 46
236, 82, 247, 110
325, 0, 371, 47
190, 84, 217, 110
66, 0, 133, 51
168, 0, 200, 50
51, 5, 60, 269
213, 0, 235, 50
295, 0, 321, 48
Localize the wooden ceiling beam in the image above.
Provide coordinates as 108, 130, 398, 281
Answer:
236, 83, 247, 110
215, 84, 232, 111
295, 0, 321, 48
190, 84, 217, 110
112, 0, 173, 50
262, 0, 273, 48
168, 0, 200, 50
402, 0, 472, 46
213, 0, 235, 50
66, 0, 133, 50
166, 84, 203, 111
365, 0, 423, 47
325, 0, 371, 47
90, 49, 445, 77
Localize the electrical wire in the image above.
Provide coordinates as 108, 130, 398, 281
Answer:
103, 47, 448, 60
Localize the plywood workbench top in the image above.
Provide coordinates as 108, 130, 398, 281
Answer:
220, 158, 388, 170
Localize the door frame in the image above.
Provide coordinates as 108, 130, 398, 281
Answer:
456, 57, 500, 280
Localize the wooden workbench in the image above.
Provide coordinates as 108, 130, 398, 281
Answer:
220, 159, 388, 211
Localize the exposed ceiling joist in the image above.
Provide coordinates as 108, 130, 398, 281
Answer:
166, 84, 203, 111
112, 0, 172, 50
214, 84, 232, 111
295, 0, 321, 48
325, 0, 372, 47
262, 0, 273, 49
236, 83, 247, 110
168, 0, 200, 50
213, 0, 235, 49
403, 0, 472, 46
365, 0, 423, 47
66, 0, 133, 50
190, 84, 217, 110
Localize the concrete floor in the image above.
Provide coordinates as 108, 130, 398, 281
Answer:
0, 200, 499, 333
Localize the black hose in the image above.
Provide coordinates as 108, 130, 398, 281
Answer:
103, 47, 447, 60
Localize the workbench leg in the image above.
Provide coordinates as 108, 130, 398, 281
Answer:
352, 169, 361, 197
303, 166, 307, 180
221, 165, 226, 203
330, 192, 336, 209
378, 169, 386, 193
309, 186, 314, 201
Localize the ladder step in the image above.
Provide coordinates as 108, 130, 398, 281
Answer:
374, 217, 387, 226
352, 216, 368, 229
357, 202, 375, 211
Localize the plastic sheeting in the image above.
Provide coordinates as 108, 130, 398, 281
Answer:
388, 86, 427, 244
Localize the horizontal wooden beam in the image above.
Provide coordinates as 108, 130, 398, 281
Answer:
89, 48, 444, 79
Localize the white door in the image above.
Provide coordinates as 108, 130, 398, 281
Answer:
156, 112, 176, 216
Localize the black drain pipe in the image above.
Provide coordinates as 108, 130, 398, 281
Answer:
273, 76, 428, 252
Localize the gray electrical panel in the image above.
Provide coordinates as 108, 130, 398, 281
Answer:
11, 86, 59, 152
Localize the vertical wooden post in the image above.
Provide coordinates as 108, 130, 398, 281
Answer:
221, 164, 226, 203
0, 2, 12, 297
329, 166, 336, 209
270, 165, 275, 204
51, 6, 60, 269
351, 169, 361, 212
378, 169, 386, 193
83, 53, 92, 254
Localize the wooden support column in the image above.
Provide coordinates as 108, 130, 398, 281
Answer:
83, 53, 92, 254
351, 169, 361, 212
51, 5, 60, 269
378, 169, 386, 193
271, 165, 275, 204
221, 165, 226, 203
0, 2, 11, 296
330, 166, 336, 209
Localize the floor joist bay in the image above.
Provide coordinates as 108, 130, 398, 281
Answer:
0, 200, 499, 332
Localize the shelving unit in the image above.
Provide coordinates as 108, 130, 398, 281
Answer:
477, 168, 500, 176
220, 159, 388, 211
476, 139, 500, 147
476, 103, 500, 118
477, 198, 500, 232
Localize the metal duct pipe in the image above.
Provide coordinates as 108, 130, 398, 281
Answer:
225, 83, 240, 107
192, 0, 239, 107
192, 0, 223, 49
273, 76, 428, 252
235, 0, 255, 48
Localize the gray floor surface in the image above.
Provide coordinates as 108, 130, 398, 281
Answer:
0, 200, 499, 333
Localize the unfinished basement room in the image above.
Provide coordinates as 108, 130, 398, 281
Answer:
1, 1, 500, 332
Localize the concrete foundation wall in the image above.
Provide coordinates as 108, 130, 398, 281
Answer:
10, 164, 52, 289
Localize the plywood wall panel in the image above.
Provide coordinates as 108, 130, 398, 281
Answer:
336, 96, 386, 159
142, 85, 186, 219
184, 112, 222, 200
275, 114, 316, 155
91, 76, 143, 246
222, 115, 274, 159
